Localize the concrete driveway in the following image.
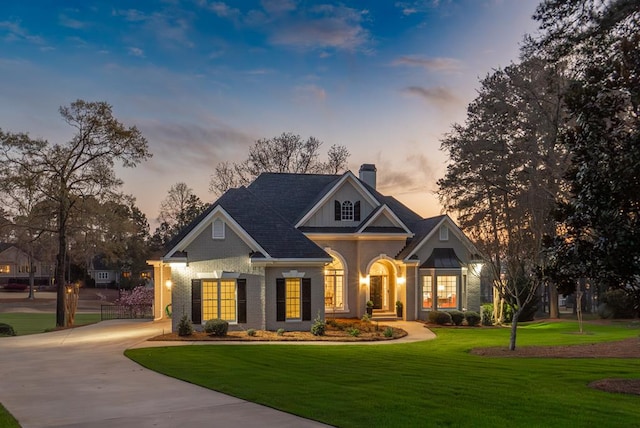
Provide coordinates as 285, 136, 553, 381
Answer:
0, 320, 332, 428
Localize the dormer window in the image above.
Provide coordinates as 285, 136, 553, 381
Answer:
341, 201, 353, 221
212, 219, 225, 240
334, 200, 361, 222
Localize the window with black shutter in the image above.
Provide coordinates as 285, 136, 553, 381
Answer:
276, 278, 286, 321
354, 201, 361, 221
191, 279, 202, 324
237, 279, 247, 323
302, 278, 311, 321
334, 200, 341, 221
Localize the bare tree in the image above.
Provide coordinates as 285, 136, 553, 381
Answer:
209, 133, 350, 195
152, 182, 207, 247
0, 100, 151, 326
438, 58, 570, 350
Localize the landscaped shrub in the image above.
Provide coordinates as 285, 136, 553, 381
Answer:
383, 327, 394, 337
310, 312, 326, 336
247, 328, 256, 337
276, 328, 285, 336
204, 318, 229, 336
481, 304, 494, 325
428, 311, 453, 325
0, 323, 16, 336
449, 310, 465, 326
347, 328, 360, 337
599, 289, 636, 319
464, 311, 481, 326
177, 315, 193, 337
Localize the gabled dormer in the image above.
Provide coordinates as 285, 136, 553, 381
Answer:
295, 171, 380, 229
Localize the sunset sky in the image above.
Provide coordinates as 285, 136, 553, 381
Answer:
0, 0, 541, 228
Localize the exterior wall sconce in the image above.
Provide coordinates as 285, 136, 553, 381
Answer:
397, 276, 406, 285
360, 275, 370, 286
165, 280, 172, 290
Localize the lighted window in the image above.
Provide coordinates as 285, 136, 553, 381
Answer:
341, 201, 354, 221
212, 219, 225, 239
439, 226, 449, 241
97, 272, 109, 280
286, 278, 301, 320
437, 276, 457, 309
422, 276, 433, 309
140, 272, 151, 279
202, 279, 237, 322
18, 265, 36, 273
0, 264, 10, 274
325, 256, 345, 310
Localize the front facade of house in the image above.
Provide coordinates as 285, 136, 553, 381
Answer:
150, 165, 482, 332
0, 243, 54, 286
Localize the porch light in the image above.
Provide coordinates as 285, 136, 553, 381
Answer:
360, 275, 370, 286
165, 280, 172, 290
397, 276, 406, 285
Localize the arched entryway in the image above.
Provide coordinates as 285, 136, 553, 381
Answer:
367, 258, 397, 312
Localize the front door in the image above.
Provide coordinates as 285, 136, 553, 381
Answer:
370, 276, 383, 309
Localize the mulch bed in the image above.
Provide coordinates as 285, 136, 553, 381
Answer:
149, 319, 407, 342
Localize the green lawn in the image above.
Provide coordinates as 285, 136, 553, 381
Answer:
126, 321, 640, 428
0, 313, 101, 336
0, 403, 20, 428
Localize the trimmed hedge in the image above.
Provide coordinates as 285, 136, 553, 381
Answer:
204, 318, 229, 336
464, 311, 481, 326
428, 311, 453, 325
0, 323, 16, 336
449, 310, 465, 326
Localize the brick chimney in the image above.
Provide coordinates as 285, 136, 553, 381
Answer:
359, 164, 377, 189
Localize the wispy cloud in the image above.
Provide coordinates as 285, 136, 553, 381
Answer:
202, 2, 371, 53
392, 55, 463, 72
128, 47, 145, 57
394, 1, 449, 16
114, 8, 195, 49
58, 14, 86, 29
403, 86, 460, 106
138, 119, 254, 171
0, 20, 46, 45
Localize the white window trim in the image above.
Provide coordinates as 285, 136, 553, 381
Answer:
212, 219, 225, 240
323, 248, 349, 313
285, 277, 302, 322
439, 226, 449, 241
341, 200, 354, 221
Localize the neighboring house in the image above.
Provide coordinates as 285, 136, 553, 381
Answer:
149, 164, 483, 332
0, 243, 54, 286
88, 256, 120, 287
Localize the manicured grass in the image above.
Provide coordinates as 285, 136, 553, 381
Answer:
0, 313, 101, 336
0, 403, 21, 428
126, 321, 640, 428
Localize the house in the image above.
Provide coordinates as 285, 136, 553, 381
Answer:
88, 255, 121, 288
149, 164, 482, 332
0, 243, 54, 287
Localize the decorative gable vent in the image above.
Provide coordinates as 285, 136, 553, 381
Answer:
439, 225, 449, 241
212, 219, 225, 240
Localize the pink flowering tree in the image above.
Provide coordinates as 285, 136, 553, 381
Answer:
115, 286, 154, 318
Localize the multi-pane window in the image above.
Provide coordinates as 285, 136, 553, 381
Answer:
422, 275, 433, 309
437, 276, 457, 309
324, 261, 345, 310
202, 279, 237, 322
0, 264, 10, 274
97, 272, 109, 280
285, 278, 301, 320
341, 201, 354, 221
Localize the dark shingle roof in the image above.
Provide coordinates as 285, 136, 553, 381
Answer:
247, 173, 341, 224
396, 215, 447, 260
420, 248, 461, 268
166, 187, 330, 260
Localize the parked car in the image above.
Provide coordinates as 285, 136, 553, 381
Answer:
2, 283, 28, 291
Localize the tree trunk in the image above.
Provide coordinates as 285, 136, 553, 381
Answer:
509, 309, 523, 351
548, 284, 559, 318
55, 194, 68, 327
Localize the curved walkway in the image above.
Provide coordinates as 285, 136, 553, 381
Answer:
0, 320, 435, 427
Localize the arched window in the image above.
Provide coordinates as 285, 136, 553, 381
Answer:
341, 201, 353, 221
325, 254, 346, 311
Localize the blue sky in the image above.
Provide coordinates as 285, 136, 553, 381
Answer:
0, 0, 541, 227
